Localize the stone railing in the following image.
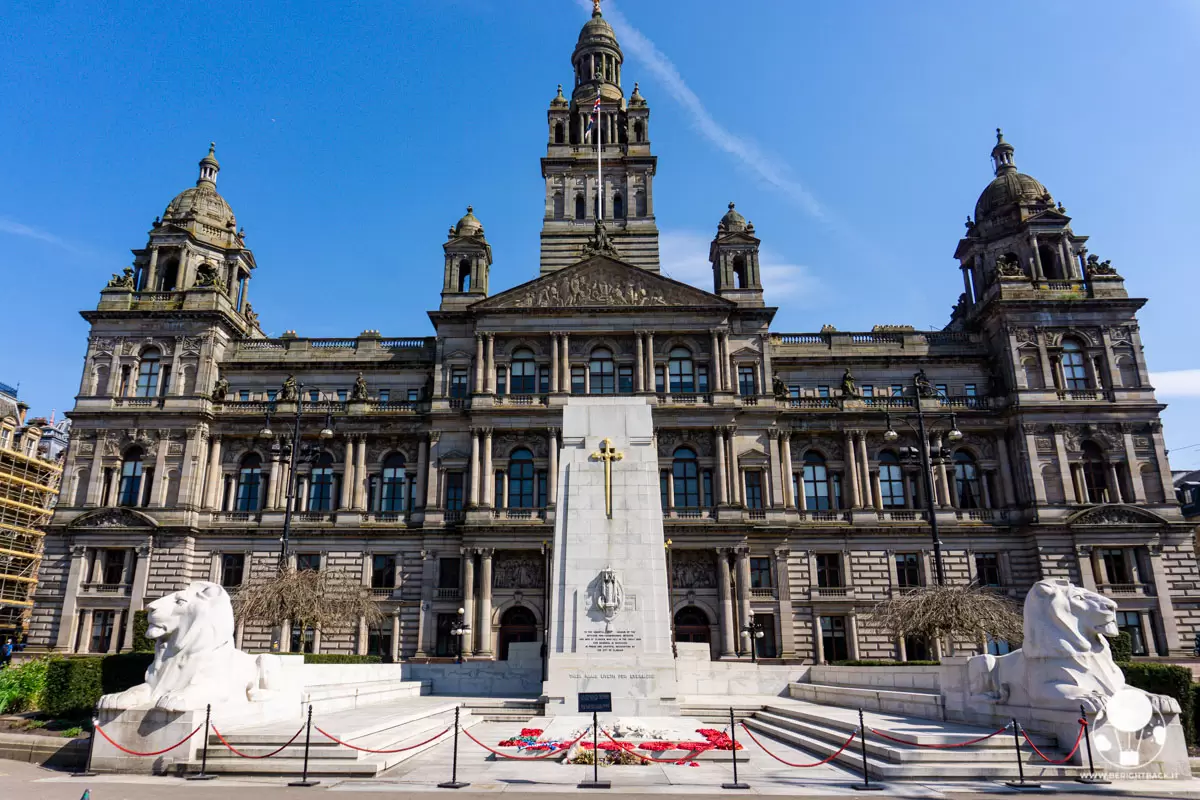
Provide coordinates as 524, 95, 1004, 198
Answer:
1098, 583, 1154, 597
750, 587, 777, 599
784, 397, 838, 410
955, 508, 1008, 522
130, 291, 185, 310
369, 401, 419, 412
380, 338, 426, 349
877, 509, 924, 522
809, 586, 854, 600
492, 508, 546, 521
657, 393, 712, 406
294, 512, 334, 523
360, 512, 409, 523
82, 582, 131, 595
214, 511, 261, 523
443, 510, 465, 523
495, 394, 548, 407
1057, 389, 1106, 401
436, 587, 462, 600
664, 507, 712, 520
797, 510, 848, 522
746, 509, 767, 520
215, 401, 275, 413
371, 587, 397, 599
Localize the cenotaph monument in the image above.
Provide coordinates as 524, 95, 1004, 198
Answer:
542, 397, 679, 717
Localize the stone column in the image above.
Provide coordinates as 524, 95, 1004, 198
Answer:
390, 612, 401, 662
1053, 428, 1076, 504
416, 437, 429, 509
79, 609, 94, 653
268, 451, 283, 511
723, 332, 734, 392
201, 435, 222, 509
123, 542, 152, 649
354, 435, 368, 510
871, 471, 884, 511
1036, 329, 1056, 391
774, 547, 795, 658
1105, 462, 1122, 504
547, 428, 559, 506
981, 470, 993, 509
1023, 425, 1048, 505
477, 549, 494, 656
1148, 422, 1175, 504
710, 330, 721, 392
483, 429, 495, 507
85, 437, 105, 506
425, 433, 441, 509
717, 549, 736, 657
415, 550, 436, 657
1147, 545, 1182, 654
645, 332, 655, 391
844, 430, 860, 508
995, 433, 1016, 506
474, 334, 484, 393
846, 613, 861, 661
728, 428, 742, 505
759, 333, 773, 396
781, 433, 795, 508
178, 426, 205, 508
339, 437, 355, 510
1029, 233, 1044, 280
714, 427, 728, 505
1128, 325, 1151, 389
1122, 425, 1146, 502
469, 430, 481, 507
665, 468, 675, 511
635, 332, 645, 392
461, 551, 475, 655
1075, 546, 1098, 591
486, 333, 496, 393
550, 334, 560, 393
932, 435, 950, 507
858, 433, 872, 508
55, 546, 88, 651
812, 613, 824, 665
560, 333, 570, 392
736, 549, 752, 654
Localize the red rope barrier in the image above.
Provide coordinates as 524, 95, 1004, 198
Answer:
739, 722, 858, 768
598, 727, 711, 764
94, 722, 204, 757
1021, 721, 1086, 764
315, 725, 450, 754
211, 724, 306, 759
869, 723, 1010, 749
463, 725, 590, 760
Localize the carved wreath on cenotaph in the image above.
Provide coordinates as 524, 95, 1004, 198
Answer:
594, 566, 624, 632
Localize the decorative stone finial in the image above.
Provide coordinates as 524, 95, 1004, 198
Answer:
593, 0, 602, 15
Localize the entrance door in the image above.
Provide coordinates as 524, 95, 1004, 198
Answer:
673, 606, 711, 644
498, 606, 537, 660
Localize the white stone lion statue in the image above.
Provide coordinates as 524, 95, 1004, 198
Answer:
967, 578, 1179, 715
98, 581, 294, 712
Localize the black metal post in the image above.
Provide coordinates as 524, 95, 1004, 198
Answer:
850, 708, 882, 791
1004, 719, 1040, 789
288, 704, 320, 787
438, 705, 470, 789
721, 706, 749, 790
186, 703, 217, 781
913, 398, 946, 585
1076, 704, 1110, 784
277, 397, 305, 570
578, 710, 610, 789
71, 709, 99, 777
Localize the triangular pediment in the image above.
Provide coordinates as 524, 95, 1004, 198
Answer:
69, 508, 158, 529
473, 255, 733, 311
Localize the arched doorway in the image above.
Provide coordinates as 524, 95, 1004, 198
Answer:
498, 606, 537, 660
673, 606, 711, 644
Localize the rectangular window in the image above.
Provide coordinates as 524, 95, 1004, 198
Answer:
378, 389, 389, 403
702, 470, 713, 507
494, 472, 505, 509
90, 610, 116, 653
894, 553, 922, 588
659, 470, 669, 511
366, 627, 393, 662
239, 390, 250, 402
1116, 610, 1148, 656
496, 367, 507, 396
296, 553, 321, 572
891, 384, 904, 397
450, 369, 469, 398
618, 365, 634, 394
832, 474, 842, 509
904, 634, 930, 661
974, 553, 1001, 586
539, 367, 550, 394
445, 472, 465, 511
571, 366, 586, 395
986, 635, 1012, 656
862, 385, 874, 398
1099, 548, 1131, 585
753, 613, 777, 659
435, 612, 459, 658
935, 383, 948, 397
815, 554, 843, 588
408, 389, 419, 402
697, 365, 709, 393
290, 625, 316, 654
371, 554, 396, 589
309, 390, 320, 402
438, 557, 461, 589
788, 385, 801, 399
221, 553, 245, 588
655, 366, 665, 394
964, 384, 977, 397
738, 366, 756, 397
750, 557, 773, 588
101, 549, 126, 584
820, 616, 849, 662
337, 389, 348, 402
744, 471, 764, 509
817, 385, 830, 398
537, 471, 548, 508
159, 365, 171, 397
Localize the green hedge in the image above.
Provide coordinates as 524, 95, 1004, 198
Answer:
101, 653, 154, 694
0, 657, 49, 713
1119, 662, 1195, 747
302, 654, 382, 664
1107, 632, 1133, 663
1192, 684, 1200, 747
130, 610, 153, 653
41, 654, 153, 718
829, 660, 940, 667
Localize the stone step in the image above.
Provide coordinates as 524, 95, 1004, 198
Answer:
215, 699, 463, 746
676, 702, 765, 724
743, 716, 1082, 780
301, 678, 429, 712
789, 681, 946, 720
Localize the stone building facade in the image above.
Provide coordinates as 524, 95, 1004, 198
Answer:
29, 7, 1199, 663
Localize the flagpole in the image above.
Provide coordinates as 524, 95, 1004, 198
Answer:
596, 87, 603, 223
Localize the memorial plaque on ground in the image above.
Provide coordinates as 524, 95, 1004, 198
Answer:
579, 692, 613, 713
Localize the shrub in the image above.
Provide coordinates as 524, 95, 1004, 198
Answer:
867, 584, 1023, 654
100, 652, 154, 694
830, 660, 940, 667
1119, 662, 1195, 747
130, 610, 153, 652
1107, 632, 1133, 663
0, 657, 50, 713
43, 658, 103, 718
302, 654, 382, 664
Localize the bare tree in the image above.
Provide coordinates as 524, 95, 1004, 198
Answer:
867, 584, 1023, 656
233, 566, 383, 640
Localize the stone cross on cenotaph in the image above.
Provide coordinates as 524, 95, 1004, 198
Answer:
542, 397, 679, 717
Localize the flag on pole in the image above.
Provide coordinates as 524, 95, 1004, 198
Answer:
584, 90, 602, 140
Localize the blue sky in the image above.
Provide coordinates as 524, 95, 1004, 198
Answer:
2, 1, 1199, 468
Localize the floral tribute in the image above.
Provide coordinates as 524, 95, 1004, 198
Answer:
498, 728, 561, 751
501, 725, 737, 764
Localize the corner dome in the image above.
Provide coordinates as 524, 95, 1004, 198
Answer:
453, 205, 484, 237
973, 129, 1052, 222
161, 144, 238, 244
718, 202, 747, 233
578, 5, 619, 50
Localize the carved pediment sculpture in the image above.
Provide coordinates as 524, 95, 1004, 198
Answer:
70, 508, 157, 529
1067, 505, 1166, 526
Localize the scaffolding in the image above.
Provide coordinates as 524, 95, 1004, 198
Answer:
0, 443, 61, 635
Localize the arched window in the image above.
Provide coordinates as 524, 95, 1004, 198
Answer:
803, 452, 830, 510
732, 255, 748, 289
554, 122, 564, 144
1081, 441, 1109, 503
381, 453, 407, 512
157, 259, 179, 291
1061, 340, 1089, 390
668, 347, 694, 394
612, 193, 624, 219
953, 451, 981, 509
236, 453, 263, 511
575, 193, 586, 221
1116, 356, 1139, 388
672, 447, 700, 508
135, 348, 161, 397
589, 347, 615, 394
674, 606, 711, 644
508, 448, 535, 509
879, 451, 907, 508
118, 447, 144, 507
1021, 356, 1042, 389
93, 364, 110, 396
633, 120, 644, 143
309, 452, 336, 512
552, 191, 564, 219
510, 348, 536, 394
456, 259, 471, 293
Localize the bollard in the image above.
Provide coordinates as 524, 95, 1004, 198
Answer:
288, 704, 320, 787
578, 709, 610, 789
850, 708, 882, 791
1075, 704, 1110, 785
438, 705, 470, 789
71, 710, 99, 778
721, 707, 749, 790
186, 704, 217, 781
1004, 718, 1041, 790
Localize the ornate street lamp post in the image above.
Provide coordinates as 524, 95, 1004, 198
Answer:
450, 607, 470, 664
741, 616, 765, 663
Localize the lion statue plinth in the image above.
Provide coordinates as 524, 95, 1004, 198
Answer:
968, 578, 1179, 716
99, 581, 295, 713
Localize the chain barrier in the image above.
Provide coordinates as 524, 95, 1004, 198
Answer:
1021, 720, 1087, 764
462, 725, 591, 760
316, 725, 450, 754
94, 721, 205, 757
869, 722, 1011, 749
210, 724, 306, 759
738, 722, 859, 768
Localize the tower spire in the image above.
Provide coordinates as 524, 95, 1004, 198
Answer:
990, 128, 1016, 176
198, 142, 220, 187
